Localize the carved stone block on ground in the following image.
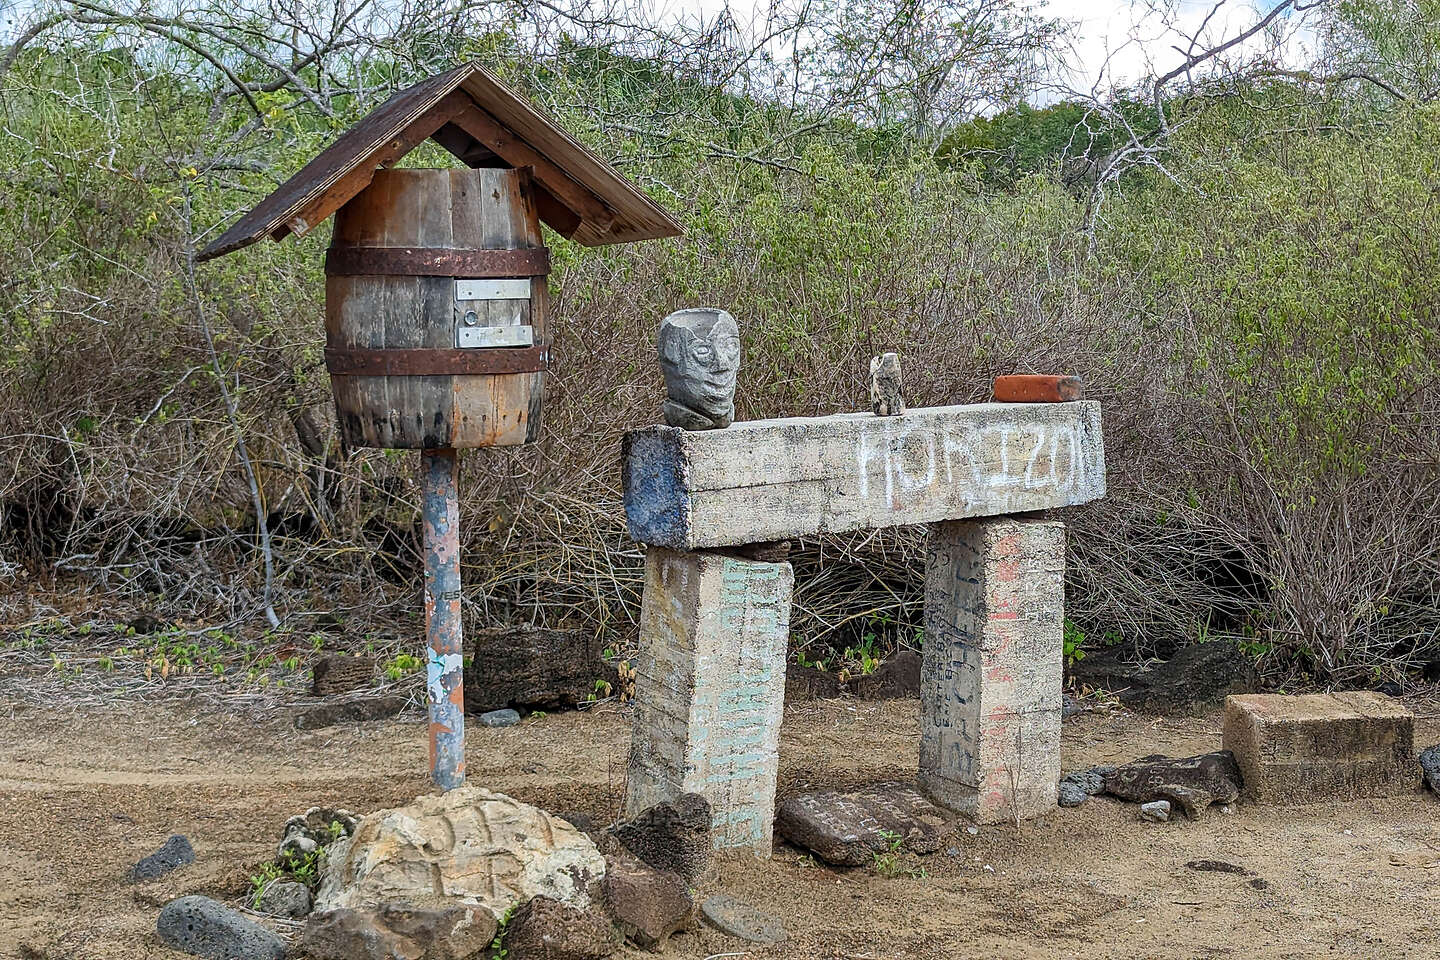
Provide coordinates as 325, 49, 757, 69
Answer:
774, 782, 957, 867
919, 517, 1065, 823
464, 625, 607, 714
314, 786, 605, 920
624, 548, 792, 855
1223, 692, 1418, 803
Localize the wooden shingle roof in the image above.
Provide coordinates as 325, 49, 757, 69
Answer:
198, 62, 681, 261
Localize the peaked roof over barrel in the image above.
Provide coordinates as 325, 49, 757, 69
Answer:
198, 62, 682, 261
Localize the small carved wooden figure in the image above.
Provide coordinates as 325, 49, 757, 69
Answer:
870, 352, 905, 416
659, 308, 741, 430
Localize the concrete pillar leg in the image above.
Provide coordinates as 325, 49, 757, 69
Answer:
624, 547, 793, 856
919, 517, 1065, 822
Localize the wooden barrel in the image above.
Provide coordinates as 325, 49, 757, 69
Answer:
324, 167, 549, 449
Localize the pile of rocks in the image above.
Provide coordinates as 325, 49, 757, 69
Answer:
153, 786, 788, 960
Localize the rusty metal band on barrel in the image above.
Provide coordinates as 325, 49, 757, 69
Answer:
325, 346, 547, 376
324, 245, 550, 277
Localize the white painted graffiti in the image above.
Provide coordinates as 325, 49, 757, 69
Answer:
855, 418, 1091, 504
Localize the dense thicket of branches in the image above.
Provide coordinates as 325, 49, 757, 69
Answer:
1, 0, 1436, 686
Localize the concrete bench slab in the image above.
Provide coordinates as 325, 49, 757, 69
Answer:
622, 401, 1105, 550
1222, 691, 1418, 803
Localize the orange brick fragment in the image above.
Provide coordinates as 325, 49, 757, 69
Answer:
992, 375, 1083, 403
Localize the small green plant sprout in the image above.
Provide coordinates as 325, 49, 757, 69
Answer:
308, 633, 326, 651
491, 903, 517, 959
248, 846, 325, 907
870, 829, 905, 877
383, 653, 424, 681
528, 710, 548, 721
1062, 620, 1086, 666
593, 677, 613, 699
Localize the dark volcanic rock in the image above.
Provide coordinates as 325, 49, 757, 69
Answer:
294, 695, 406, 729
300, 904, 497, 960
1186, 859, 1250, 875
479, 707, 522, 727
600, 854, 693, 950
464, 624, 607, 714
1105, 751, 1242, 813
1420, 744, 1440, 794
1060, 767, 1111, 798
852, 651, 921, 701
1156, 784, 1212, 820
775, 781, 956, 867
1069, 644, 1257, 714
128, 834, 194, 882
556, 810, 596, 834
278, 806, 360, 859
1066, 648, 1151, 696
785, 664, 844, 700
156, 896, 286, 960
1135, 643, 1258, 711
505, 895, 618, 960
700, 894, 787, 945
310, 654, 374, 696
612, 793, 711, 883
255, 880, 312, 918
1057, 781, 1088, 808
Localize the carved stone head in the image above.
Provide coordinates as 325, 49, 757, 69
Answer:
658, 308, 741, 430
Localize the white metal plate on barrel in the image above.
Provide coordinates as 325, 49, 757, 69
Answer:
457, 324, 534, 349
456, 278, 531, 301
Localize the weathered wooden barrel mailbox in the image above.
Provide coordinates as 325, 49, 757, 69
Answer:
198, 62, 680, 789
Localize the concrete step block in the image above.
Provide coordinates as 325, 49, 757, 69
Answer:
1222, 691, 1419, 803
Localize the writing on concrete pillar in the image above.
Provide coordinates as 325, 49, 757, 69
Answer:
919, 517, 1064, 823
625, 548, 793, 854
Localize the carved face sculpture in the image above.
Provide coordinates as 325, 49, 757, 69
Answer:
658, 308, 741, 428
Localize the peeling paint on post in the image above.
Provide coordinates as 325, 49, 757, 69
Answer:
422, 448, 465, 790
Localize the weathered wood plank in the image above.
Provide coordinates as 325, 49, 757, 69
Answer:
622, 401, 1106, 549
199, 62, 680, 261
446, 101, 616, 234
326, 167, 544, 449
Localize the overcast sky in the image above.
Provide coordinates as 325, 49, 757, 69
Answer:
1, 0, 1319, 99
1044, 0, 1316, 90
658, 0, 1319, 96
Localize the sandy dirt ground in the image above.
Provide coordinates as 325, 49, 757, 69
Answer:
3, 693, 1439, 960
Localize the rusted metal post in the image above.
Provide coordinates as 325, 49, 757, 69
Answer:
422, 448, 465, 790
